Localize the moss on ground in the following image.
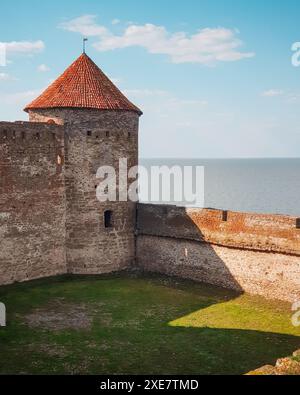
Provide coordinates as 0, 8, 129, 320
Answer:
0, 273, 299, 375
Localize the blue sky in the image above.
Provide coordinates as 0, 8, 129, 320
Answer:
1, 0, 300, 158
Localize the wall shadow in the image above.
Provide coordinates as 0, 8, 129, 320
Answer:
136, 204, 300, 373
133, 273, 300, 375
163, 326, 300, 375
137, 204, 245, 294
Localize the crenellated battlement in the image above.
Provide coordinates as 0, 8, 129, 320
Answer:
0, 121, 64, 147
3, 51, 299, 306
137, 204, 300, 303
0, 53, 141, 289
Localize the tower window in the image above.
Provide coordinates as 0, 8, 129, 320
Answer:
106, 132, 110, 138
87, 131, 92, 137
222, 210, 228, 222
104, 210, 113, 228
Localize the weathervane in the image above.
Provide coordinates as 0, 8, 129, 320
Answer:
83, 38, 88, 54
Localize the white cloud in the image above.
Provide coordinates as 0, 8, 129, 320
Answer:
1, 40, 45, 55
60, 15, 108, 37
0, 89, 42, 121
123, 89, 208, 108
0, 73, 12, 81
60, 15, 254, 65
123, 89, 169, 98
1, 89, 41, 105
123, 87, 300, 158
262, 89, 284, 97
286, 93, 300, 103
112, 19, 120, 25
38, 64, 50, 72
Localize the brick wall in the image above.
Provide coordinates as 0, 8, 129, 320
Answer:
29, 109, 139, 275
0, 121, 66, 285
1, 113, 299, 302
137, 204, 300, 302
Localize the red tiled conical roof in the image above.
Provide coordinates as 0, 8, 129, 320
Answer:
24, 53, 142, 115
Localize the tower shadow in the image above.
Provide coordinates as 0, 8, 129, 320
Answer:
137, 203, 244, 293
135, 204, 300, 374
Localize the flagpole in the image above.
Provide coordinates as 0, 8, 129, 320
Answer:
83, 38, 88, 54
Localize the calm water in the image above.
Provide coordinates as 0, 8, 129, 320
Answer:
140, 158, 300, 216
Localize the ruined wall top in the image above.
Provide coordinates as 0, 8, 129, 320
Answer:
137, 204, 300, 256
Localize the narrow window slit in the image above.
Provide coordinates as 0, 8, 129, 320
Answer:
104, 210, 113, 228
222, 210, 228, 222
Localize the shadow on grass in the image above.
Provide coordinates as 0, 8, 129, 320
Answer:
0, 273, 299, 375
156, 326, 300, 375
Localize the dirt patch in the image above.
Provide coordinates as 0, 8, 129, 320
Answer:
23, 299, 92, 331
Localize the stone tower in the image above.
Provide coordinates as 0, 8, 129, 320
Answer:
24, 53, 142, 275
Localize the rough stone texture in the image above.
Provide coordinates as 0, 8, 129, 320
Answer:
1, 110, 299, 303
0, 121, 66, 284
29, 108, 139, 275
137, 204, 300, 302
137, 204, 300, 256
247, 352, 300, 375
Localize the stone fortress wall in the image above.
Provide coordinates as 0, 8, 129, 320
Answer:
28, 108, 140, 276
136, 204, 300, 302
0, 121, 66, 284
0, 119, 299, 303
0, 108, 139, 284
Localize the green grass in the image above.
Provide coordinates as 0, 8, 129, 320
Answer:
0, 272, 300, 375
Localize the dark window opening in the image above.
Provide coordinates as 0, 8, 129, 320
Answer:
296, 218, 300, 229
87, 131, 92, 137
106, 132, 110, 138
36, 133, 40, 140
128, 132, 131, 138
104, 210, 113, 228
222, 210, 228, 222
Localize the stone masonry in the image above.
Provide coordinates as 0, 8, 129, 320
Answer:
0, 53, 299, 303
137, 204, 300, 302
28, 108, 139, 275
0, 121, 66, 284
0, 53, 141, 283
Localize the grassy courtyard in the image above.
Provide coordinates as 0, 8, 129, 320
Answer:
0, 272, 300, 375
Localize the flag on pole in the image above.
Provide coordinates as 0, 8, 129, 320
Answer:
83, 38, 88, 53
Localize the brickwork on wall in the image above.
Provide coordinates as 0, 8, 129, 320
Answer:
1, 114, 299, 302
29, 108, 139, 275
137, 204, 300, 256
137, 204, 300, 302
0, 121, 66, 284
